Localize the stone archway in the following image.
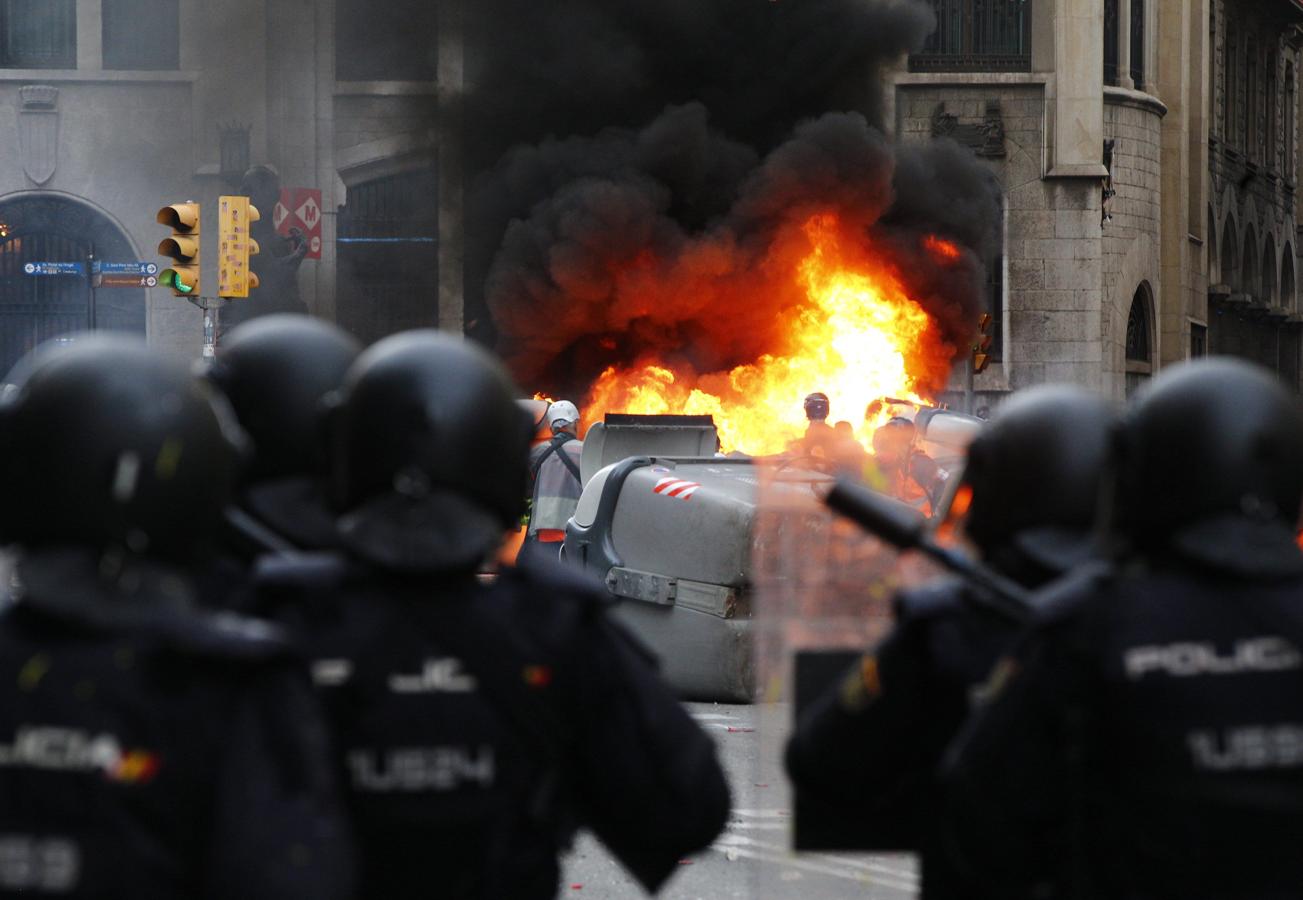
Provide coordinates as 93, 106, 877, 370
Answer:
0, 193, 145, 377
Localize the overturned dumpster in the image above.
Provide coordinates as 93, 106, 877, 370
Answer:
564, 415, 828, 702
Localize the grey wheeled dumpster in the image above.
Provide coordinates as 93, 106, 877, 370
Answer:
564, 451, 827, 702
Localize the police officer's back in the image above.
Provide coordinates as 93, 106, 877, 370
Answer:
945, 358, 1303, 899
205, 314, 361, 559
260, 331, 730, 898
786, 385, 1113, 898
0, 336, 352, 898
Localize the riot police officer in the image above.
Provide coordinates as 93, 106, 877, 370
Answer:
785, 384, 1113, 898
259, 330, 730, 898
204, 313, 361, 559
0, 335, 353, 898
944, 358, 1303, 899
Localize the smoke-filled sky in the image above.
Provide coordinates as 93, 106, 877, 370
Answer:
462, 0, 1001, 397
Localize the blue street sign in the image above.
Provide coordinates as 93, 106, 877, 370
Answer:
22, 262, 85, 276
92, 261, 158, 276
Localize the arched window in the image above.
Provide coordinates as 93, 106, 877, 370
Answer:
910, 0, 1032, 72
1243, 224, 1260, 297
1125, 283, 1154, 397
1207, 206, 1219, 283
1283, 248, 1297, 311
0, 195, 146, 376
1221, 216, 1239, 289
1262, 242, 1277, 306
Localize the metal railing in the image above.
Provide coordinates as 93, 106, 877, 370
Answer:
910, 0, 1031, 73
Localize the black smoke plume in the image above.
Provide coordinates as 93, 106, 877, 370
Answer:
464, 0, 1001, 399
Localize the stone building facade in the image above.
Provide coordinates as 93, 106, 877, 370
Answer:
891, 0, 1303, 404
0, 0, 446, 376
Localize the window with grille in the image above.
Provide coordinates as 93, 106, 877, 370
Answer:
336, 167, 439, 343
0, 0, 75, 69
910, 0, 1030, 73
102, 0, 178, 71
336, 0, 436, 81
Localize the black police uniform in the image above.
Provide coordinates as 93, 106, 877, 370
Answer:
944, 525, 1303, 899
258, 551, 730, 899
945, 358, 1303, 899
786, 567, 1043, 899
0, 548, 355, 899
787, 384, 1113, 899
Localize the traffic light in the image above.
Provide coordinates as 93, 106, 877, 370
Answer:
156, 202, 200, 296
973, 312, 994, 374
217, 195, 261, 298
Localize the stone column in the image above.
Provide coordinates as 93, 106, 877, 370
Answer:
1050, 0, 1108, 176
75, 0, 101, 70
436, 0, 464, 335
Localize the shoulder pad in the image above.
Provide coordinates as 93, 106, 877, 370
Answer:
254, 551, 353, 591
1028, 560, 1117, 625
156, 608, 293, 662
893, 577, 967, 620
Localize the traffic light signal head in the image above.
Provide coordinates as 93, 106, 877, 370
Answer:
217, 196, 260, 298
157, 202, 200, 296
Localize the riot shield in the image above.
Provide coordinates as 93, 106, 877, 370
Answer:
695, 458, 952, 900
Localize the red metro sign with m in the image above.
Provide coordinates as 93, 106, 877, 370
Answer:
273, 187, 323, 259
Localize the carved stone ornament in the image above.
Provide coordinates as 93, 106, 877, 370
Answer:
930, 101, 1007, 158
18, 85, 60, 186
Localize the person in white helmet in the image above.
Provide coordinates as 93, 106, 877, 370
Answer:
524, 400, 585, 556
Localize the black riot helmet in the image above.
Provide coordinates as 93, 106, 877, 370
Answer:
206, 314, 360, 483
961, 384, 1113, 571
804, 392, 830, 422
327, 330, 533, 571
0, 335, 245, 561
1115, 357, 1303, 553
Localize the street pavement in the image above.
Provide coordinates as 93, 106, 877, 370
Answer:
561, 702, 919, 899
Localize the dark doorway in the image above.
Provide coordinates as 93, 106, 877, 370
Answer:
336, 167, 439, 345
0, 194, 146, 378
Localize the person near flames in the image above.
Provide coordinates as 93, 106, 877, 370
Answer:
524, 400, 585, 554
943, 359, 1303, 899
786, 384, 1114, 899
791, 391, 837, 458
871, 416, 943, 515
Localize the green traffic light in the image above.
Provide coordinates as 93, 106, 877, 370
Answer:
160, 269, 195, 294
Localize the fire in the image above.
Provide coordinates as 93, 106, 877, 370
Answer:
924, 234, 961, 263
582, 213, 956, 454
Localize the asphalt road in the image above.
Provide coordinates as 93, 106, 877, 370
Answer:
561, 702, 919, 899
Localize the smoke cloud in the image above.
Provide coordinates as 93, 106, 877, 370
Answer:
464, 0, 1001, 399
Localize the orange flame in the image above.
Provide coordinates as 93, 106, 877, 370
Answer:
583, 213, 955, 454
924, 234, 961, 263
